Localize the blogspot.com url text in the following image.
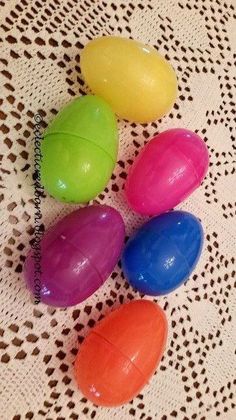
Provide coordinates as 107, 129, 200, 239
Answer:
31, 113, 44, 304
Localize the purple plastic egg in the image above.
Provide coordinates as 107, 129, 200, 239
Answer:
24, 205, 125, 307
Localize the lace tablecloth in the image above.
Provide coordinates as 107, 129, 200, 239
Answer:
0, 1, 235, 419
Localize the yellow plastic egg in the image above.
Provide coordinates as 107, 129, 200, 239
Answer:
80, 36, 178, 123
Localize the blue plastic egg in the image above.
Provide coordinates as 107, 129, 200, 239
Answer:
121, 211, 204, 295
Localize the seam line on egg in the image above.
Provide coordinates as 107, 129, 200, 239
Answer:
162, 232, 192, 274
159, 138, 200, 185
91, 331, 147, 382
44, 131, 117, 164
174, 145, 201, 185
142, 231, 191, 292
57, 235, 104, 286
147, 230, 192, 274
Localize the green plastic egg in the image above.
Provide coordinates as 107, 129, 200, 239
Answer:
41, 95, 118, 203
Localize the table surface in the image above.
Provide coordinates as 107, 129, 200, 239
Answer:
0, 0, 236, 419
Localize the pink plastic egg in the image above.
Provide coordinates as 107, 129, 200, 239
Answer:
125, 128, 209, 216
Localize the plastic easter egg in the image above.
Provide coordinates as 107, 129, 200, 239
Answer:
122, 211, 203, 296
41, 95, 118, 203
81, 36, 177, 123
125, 128, 209, 216
24, 205, 125, 307
75, 300, 167, 406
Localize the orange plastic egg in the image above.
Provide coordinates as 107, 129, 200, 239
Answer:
75, 300, 167, 406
